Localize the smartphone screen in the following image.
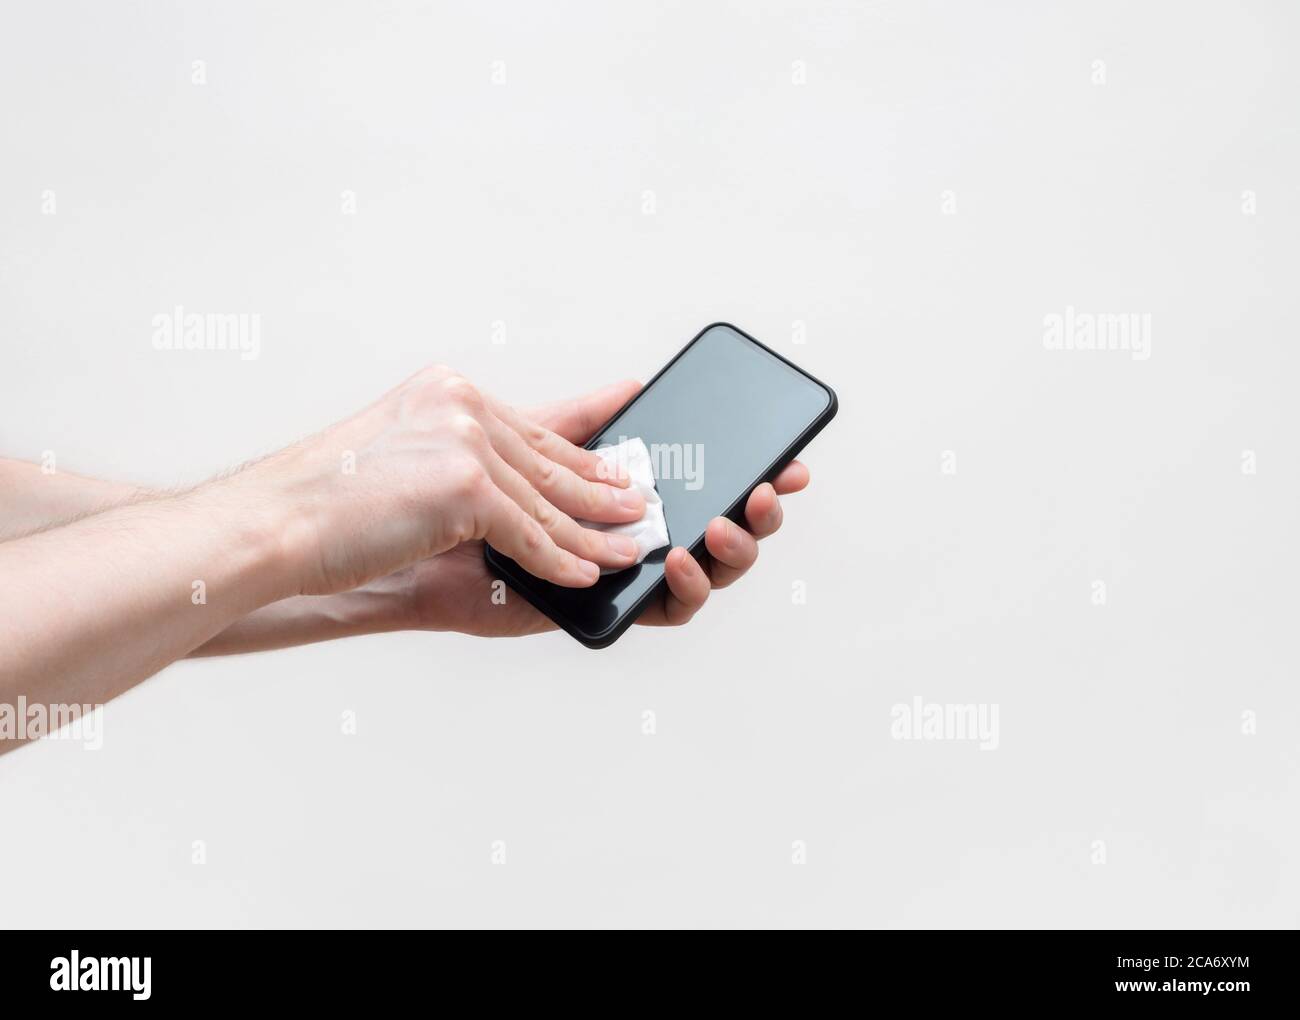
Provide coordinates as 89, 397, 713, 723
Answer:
486, 323, 836, 646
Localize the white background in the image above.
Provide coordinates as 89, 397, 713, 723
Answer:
1, 0, 1296, 928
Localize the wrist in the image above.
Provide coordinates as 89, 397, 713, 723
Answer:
180, 476, 309, 608
189, 582, 410, 657
347, 567, 423, 632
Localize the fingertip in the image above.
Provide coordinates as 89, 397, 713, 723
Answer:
611, 485, 645, 516
664, 546, 708, 605
666, 545, 697, 579
745, 484, 783, 538
774, 461, 810, 494
687, 549, 708, 584
746, 482, 777, 517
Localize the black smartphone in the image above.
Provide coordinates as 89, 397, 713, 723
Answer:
484, 322, 838, 648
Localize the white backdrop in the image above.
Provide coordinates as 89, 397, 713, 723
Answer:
1, 0, 1296, 928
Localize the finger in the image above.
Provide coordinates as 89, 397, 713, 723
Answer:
525, 380, 642, 443
482, 491, 601, 588
480, 409, 645, 523
744, 482, 784, 539
482, 447, 641, 570
485, 394, 633, 490
772, 460, 810, 495
703, 517, 759, 588
637, 546, 710, 626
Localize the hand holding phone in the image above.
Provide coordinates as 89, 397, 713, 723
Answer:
485, 323, 837, 647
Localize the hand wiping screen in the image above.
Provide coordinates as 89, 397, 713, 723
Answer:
581, 437, 669, 572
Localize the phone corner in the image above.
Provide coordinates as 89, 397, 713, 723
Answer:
697, 320, 743, 341
573, 618, 629, 650
820, 381, 839, 420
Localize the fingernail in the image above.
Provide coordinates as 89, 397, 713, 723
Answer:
607, 533, 638, 559
579, 559, 600, 581
727, 524, 744, 551
614, 487, 645, 511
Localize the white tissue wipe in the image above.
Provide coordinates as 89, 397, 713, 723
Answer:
582, 437, 670, 572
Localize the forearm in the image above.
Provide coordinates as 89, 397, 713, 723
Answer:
2, 457, 414, 659
0, 478, 299, 746
0, 457, 154, 541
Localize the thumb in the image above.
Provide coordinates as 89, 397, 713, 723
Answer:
525, 379, 642, 443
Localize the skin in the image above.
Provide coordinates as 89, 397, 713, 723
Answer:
0, 372, 809, 752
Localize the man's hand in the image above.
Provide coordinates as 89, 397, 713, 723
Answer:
191, 380, 810, 652
389, 380, 809, 636
242, 365, 647, 596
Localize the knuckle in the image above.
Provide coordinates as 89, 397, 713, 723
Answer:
447, 457, 488, 500
532, 496, 558, 531
442, 374, 483, 410
414, 363, 454, 385
524, 421, 549, 447
583, 481, 607, 514
450, 412, 487, 448
521, 522, 547, 556
533, 453, 558, 488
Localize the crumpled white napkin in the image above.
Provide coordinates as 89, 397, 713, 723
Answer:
582, 437, 670, 572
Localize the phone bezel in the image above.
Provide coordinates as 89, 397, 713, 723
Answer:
483, 321, 838, 649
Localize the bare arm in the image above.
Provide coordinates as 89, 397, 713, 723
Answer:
0, 458, 152, 541
2, 456, 402, 656
1, 380, 809, 685
2, 366, 675, 758
0, 477, 295, 722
